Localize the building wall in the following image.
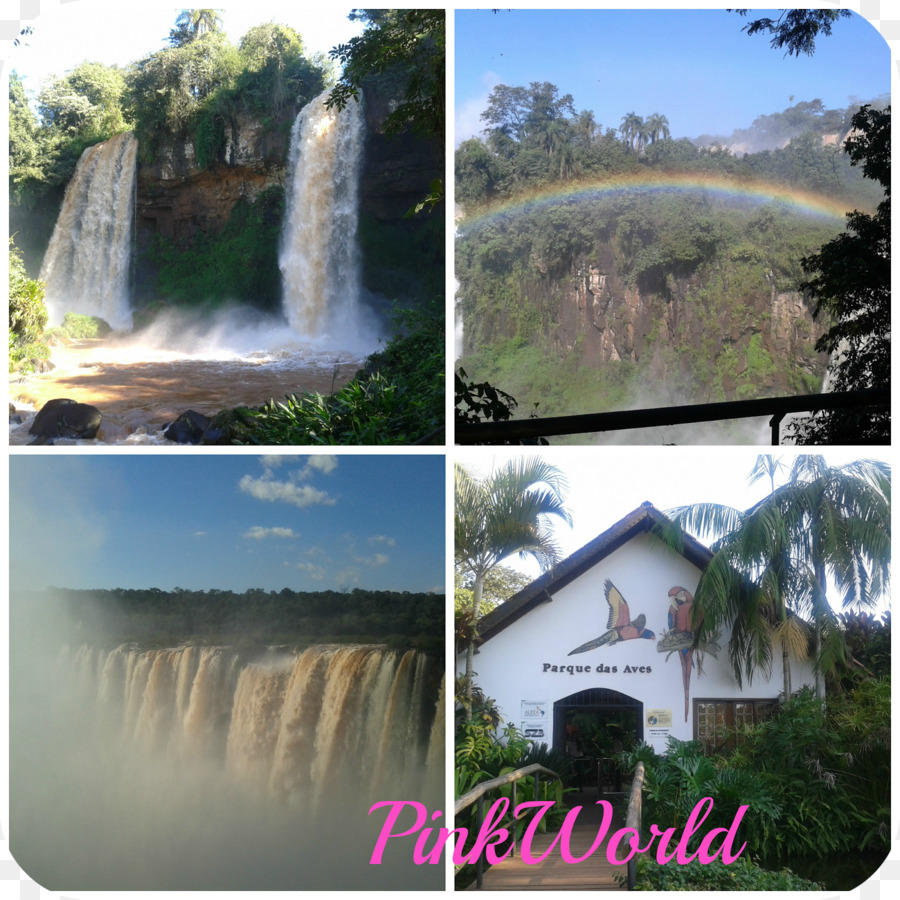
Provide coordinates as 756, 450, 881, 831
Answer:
462, 533, 815, 753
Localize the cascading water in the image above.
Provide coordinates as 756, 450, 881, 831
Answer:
11, 640, 443, 888
91, 643, 442, 804
39, 131, 137, 330
280, 90, 374, 345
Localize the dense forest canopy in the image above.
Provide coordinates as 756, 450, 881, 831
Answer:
26, 586, 443, 655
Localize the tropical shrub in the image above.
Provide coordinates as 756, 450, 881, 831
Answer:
632, 854, 823, 890
222, 301, 443, 445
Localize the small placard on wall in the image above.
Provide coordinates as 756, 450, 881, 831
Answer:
646, 708, 672, 728
521, 700, 549, 739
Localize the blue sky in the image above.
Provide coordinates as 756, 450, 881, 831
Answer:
9, 454, 445, 593
456, 8, 891, 145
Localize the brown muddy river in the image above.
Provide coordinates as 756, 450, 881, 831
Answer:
9, 338, 364, 445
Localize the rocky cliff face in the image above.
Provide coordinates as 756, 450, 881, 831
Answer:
551, 255, 828, 399
136, 107, 294, 244
472, 243, 829, 403
134, 81, 443, 304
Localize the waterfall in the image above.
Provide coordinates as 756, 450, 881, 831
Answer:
79, 643, 442, 807
13, 640, 444, 889
39, 131, 138, 330
279, 90, 370, 342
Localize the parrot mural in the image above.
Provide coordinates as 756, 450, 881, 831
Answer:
568, 579, 655, 655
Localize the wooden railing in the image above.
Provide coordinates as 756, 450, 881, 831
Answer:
456, 388, 889, 445
455, 763, 561, 890
625, 762, 645, 891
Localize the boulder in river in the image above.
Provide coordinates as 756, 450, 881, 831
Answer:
29, 398, 102, 440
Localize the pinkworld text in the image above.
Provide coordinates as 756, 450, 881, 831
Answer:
368, 797, 748, 866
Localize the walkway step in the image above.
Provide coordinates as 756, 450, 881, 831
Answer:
468, 792, 628, 891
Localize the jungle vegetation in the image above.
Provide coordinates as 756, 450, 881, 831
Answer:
8, 10, 445, 444
455, 85, 887, 426
34, 585, 444, 655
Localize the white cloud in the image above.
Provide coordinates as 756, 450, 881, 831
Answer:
239, 474, 335, 508
295, 561, 326, 580
353, 552, 390, 568
306, 455, 338, 475
368, 535, 396, 547
193, 531, 207, 537
243, 526, 298, 540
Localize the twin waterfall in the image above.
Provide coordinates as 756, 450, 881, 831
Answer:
38, 89, 368, 339
39, 131, 138, 330
69, 642, 443, 809
280, 90, 367, 339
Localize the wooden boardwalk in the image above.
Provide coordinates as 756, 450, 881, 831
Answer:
467, 791, 628, 891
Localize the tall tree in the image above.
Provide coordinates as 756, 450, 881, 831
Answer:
792, 105, 890, 444
169, 9, 224, 47
645, 112, 670, 145
658, 455, 890, 698
576, 109, 597, 150
619, 111, 644, 153
455, 457, 572, 717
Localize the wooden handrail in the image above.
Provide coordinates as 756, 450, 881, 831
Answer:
456, 763, 561, 889
454, 763, 560, 815
625, 762, 645, 891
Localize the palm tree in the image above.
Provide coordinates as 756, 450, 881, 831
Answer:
645, 112, 671, 145
779, 456, 890, 697
577, 109, 597, 150
619, 111, 644, 153
657, 455, 890, 700
455, 457, 572, 718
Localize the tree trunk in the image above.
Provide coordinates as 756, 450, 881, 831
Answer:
463, 574, 484, 721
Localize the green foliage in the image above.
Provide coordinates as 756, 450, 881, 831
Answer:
455, 717, 570, 886
454, 82, 879, 420
124, 31, 243, 161
168, 9, 224, 47
37, 61, 128, 138
328, 10, 445, 140
733, 8, 852, 57
456, 564, 531, 615
357, 209, 444, 302
632, 854, 823, 890
622, 676, 890, 874
225, 302, 443, 445
792, 105, 890, 444
58, 313, 113, 339
45, 585, 443, 653
8, 237, 49, 370
235, 23, 324, 119
144, 186, 285, 310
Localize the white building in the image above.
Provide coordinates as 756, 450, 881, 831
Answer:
462, 502, 815, 756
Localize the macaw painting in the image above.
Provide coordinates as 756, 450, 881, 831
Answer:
657, 585, 720, 721
568, 579, 655, 655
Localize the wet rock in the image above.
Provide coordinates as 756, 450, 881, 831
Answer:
199, 407, 255, 445
29, 398, 102, 440
164, 409, 211, 444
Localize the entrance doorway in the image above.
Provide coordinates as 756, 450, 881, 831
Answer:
554, 688, 643, 794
